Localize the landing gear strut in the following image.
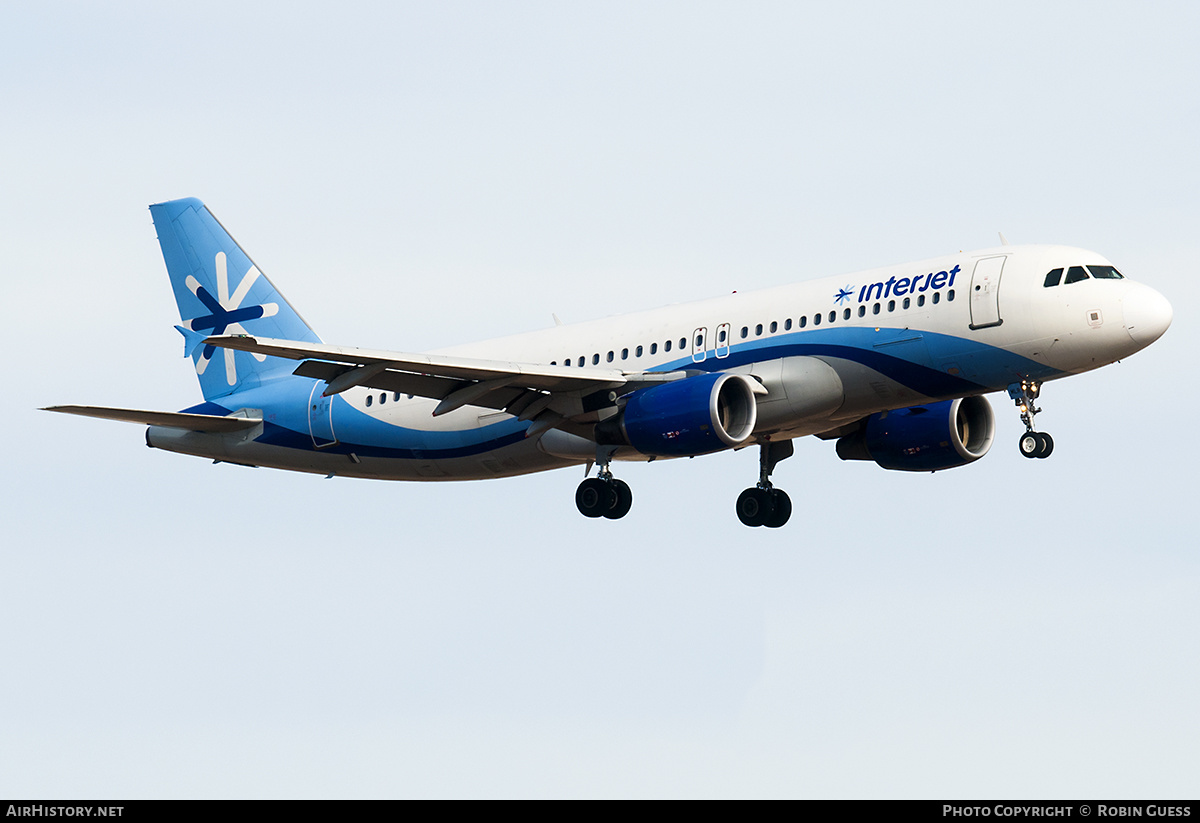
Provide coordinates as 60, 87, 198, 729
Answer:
1009, 380, 1054, 459
736, 440, 794, 528
575, 447, 633, 519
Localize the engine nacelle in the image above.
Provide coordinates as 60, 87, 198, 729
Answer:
835, 396, 995, 472
597, 372, 760, 457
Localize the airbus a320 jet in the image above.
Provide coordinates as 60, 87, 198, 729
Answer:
46, 198, 1173, 527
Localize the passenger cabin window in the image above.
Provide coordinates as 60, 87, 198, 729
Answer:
917, 294, 925, 307
1044, 268, 1064, 287
1064, 266, 1089, 284
621, 348, 629, 360
784, 319, 792, 330
679, 338, 686, 350
813, 313, 821, 326
636, 345, 643, 357
664, 340, 672, 352
592, 354, 600, 365
799, 316, 807, 328
828, 310, 836, 323
1088, 265, 1124, 279
843, 308, 851, 320
947, 289, 955, 301
651, 343, 658, 355
769, 321, 778, 333
755, 323, 763, 336
858, 305, 866, 317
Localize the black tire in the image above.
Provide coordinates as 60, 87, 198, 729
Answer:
576, 477, 613, 518
604, 479, 633, 519
736, 487, 774, 527
1019, 432, 1041, 459
1036, 432, 1054, 458
764, 489, 792, 528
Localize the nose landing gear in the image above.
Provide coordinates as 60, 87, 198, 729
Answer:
736, 440, 794, 528
1009, 380, 1054, 459
575, 447, 633, 519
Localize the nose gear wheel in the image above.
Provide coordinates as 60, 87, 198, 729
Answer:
1009, 380, 1054, 459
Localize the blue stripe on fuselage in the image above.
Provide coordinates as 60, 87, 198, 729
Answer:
181, 327, 1059, 456
645, 327, 1059, 396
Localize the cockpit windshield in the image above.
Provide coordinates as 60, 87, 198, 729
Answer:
1043, 264, 1125, 287
1087, 265, 1124, 279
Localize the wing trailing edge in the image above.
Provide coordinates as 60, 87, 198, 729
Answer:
203, 335, 689, 426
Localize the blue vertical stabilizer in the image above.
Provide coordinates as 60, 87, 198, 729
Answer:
149, 198, 321, 401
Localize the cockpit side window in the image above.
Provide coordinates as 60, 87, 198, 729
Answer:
1087, 265, 1124, 280
1064, 266, 1090, 284
1043, 268, 1063, 287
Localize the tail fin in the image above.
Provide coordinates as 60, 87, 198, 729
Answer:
149, 198, 322, 401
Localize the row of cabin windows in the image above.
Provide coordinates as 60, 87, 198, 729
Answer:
1043, 265, 1124, 287
366, 391, 409, 407
548, 289, 955, 367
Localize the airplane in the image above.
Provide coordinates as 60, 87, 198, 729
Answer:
45, 197, 1173, 527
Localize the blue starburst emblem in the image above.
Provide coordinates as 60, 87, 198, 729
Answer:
834, 286, 854, 305
181, 252, 278, 385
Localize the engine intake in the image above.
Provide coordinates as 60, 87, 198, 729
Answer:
597, 372, 760, 457
835, 395, 995, 472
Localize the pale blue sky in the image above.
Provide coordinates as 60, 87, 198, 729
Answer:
2, 0, 1197, 797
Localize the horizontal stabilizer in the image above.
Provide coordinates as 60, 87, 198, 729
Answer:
174, 324, 209, 358
42, 405, 261, 432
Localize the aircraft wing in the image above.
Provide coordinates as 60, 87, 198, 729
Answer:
204, 335, 688, 425
43, 405, 262, 432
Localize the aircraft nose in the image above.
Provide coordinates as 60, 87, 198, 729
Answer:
1124, 282, 1173, 347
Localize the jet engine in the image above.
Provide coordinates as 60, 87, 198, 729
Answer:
835, 396, 995, 472
596, 372, 761, 457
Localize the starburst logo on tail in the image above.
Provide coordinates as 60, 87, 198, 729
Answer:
183, 252, 279, 385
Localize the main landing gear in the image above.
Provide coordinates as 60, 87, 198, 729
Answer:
1009, 380, 1054, 459
575, 447, 633, 520
736, 440, 794, 528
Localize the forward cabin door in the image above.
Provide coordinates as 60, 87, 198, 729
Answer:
969, 255, 1006, 329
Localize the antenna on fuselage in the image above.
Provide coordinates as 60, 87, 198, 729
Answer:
999, 232, 1010, 246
